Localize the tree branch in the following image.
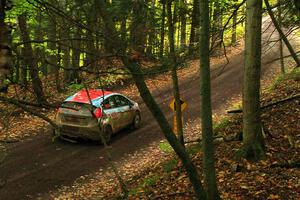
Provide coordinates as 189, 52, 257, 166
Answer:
0, 95, 58, 128
227, 93, 300, 113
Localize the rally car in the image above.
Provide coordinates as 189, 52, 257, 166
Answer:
54, 89, 141, 143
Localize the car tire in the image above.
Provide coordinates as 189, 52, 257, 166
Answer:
102, 125, 112, 144
132, 112, 141, 129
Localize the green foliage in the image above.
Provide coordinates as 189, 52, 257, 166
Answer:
128, 188, 139, 196
101, 69, 131, 86
163, 159, 178, 173
127, 175, 160, 197
271, 68, 300, 90
68, 83, 84, 92
213, 118, 231, 131
159, 141, 173, 153
142, 175, 160, 187
186, 143, 202, 155
6, 0, 35, 20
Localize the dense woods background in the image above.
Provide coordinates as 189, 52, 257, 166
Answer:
0, 0, 299, 93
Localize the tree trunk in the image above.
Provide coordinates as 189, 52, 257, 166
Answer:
264, 0, 300, 67
0, 0, 10, 91
18, 14, 46, 103
179, 0, 187, 48
146, 0, 156, 55
47, 8, 61, 92
121, 17, 127, 42
86, 5, 97, 70
159, 0, 166, 58
62, 26, 71, 84
126, 59, 207, 200
199, 0, 220, 199
47, 13, 57, 74
58, 0, 71, 85
71, 26, 81, 83
278, 0, 285, 73
167, 0, 184, 146
188, 0, 200, 54
238, 0, 265, 162
231, 4, 238, 46
96, 1, 207, 198
19, 48, 28, 88
211, 1, 223, 56
34, 9, 46, 75
130, 0, 148, 54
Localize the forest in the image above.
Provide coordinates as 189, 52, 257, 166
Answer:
0, 0, 300, 199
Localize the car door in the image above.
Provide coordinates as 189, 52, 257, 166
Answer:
102, 96, 122, 132
114, 95, 135, 128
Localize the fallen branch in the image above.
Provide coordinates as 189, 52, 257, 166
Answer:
0, 139, 19, 143
227, 93, 300, 113
153, 191, 191, 199
0, 95, 58, 128
184, 134, 240, 144
270, 162, 300, 169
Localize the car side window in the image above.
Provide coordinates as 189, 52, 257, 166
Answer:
115, 95, 131, 107
102, 96, 117, 109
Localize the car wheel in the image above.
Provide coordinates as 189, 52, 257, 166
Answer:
102, 126, 112, 144
132, 112, 141, 129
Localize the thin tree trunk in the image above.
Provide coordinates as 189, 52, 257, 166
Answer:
199, 0, 220, 199
211, 1, 223, 55
47, 13, 57, 74
278, 0, 285, 73
189, 0, 200, 54
0, 0, 10, 90
167, 0, 184, 146
130, 0, 147, 54
264, 0, 300, 67
160, 0, 166, 58
231, 4, 238, 46
71, 26, 81, 83
47, 9, 61, 92
19, 48, 28, 88
237, 0, 265, 161
34, 10, 46, 75
62, 26, 71, 84
96, 1, 207, 198
18, 14, 46, 103
126, 59, 207, 199
121, 17, 127, 42
180, 0, 187, 48
14, 56, 20, 84
86, 5, 97, 70
146, 0, 156, 55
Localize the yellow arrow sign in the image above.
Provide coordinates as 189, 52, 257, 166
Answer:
169, 98, 188, 112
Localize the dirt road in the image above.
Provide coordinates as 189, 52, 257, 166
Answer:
0, 23, 289, 199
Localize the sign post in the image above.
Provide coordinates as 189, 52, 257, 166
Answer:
169, 98, 188, 135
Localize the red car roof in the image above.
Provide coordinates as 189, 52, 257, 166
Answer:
67, 89, 112, 104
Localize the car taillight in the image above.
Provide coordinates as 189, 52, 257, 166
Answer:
94, 108, 102, 118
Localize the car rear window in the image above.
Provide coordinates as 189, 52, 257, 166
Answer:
61, 102, 96, 114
